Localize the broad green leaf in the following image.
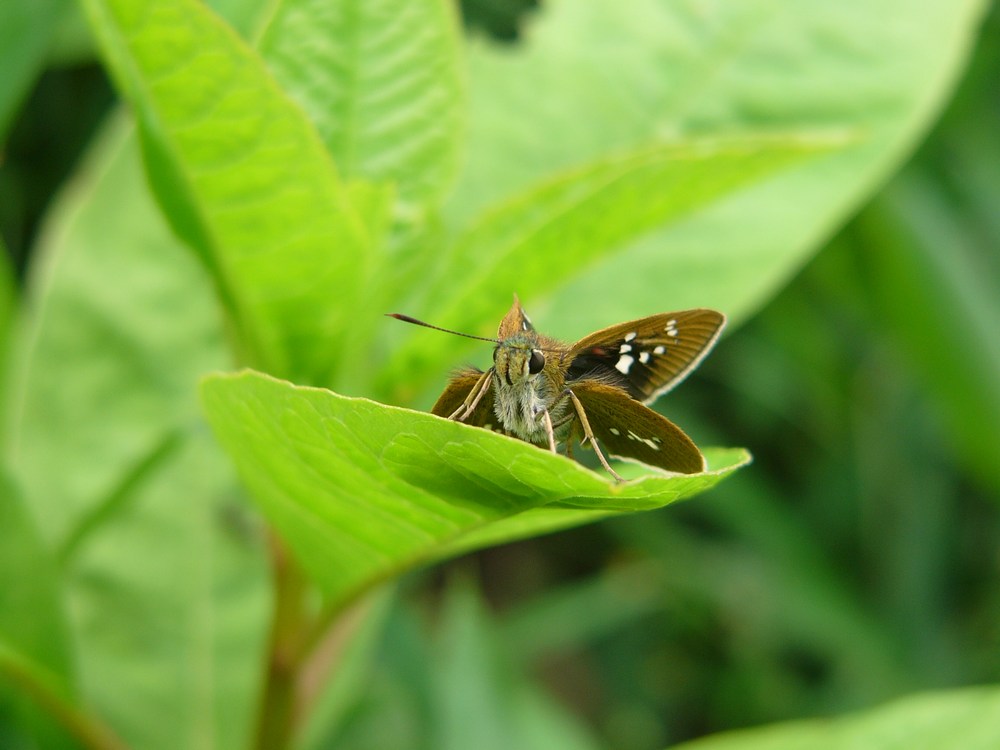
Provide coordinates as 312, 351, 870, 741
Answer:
0, 477, 73, 689
0, 474, 81, 749
79, 0, 371, 383
65, 431, 270, 750
6, 115, 225, 546
200, 370, 749, 608
258, 0, 464, 214
6, 115, 270, 748
209, 0, 272, 39
384, 134, 844, 396
0, 238, 13, 410
673, 685, 1000, 750
0, 0, 71, 138
450, 0, 987, 337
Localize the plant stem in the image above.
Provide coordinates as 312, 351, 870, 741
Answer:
296, 595, 374, 725
255, 530, 311, 750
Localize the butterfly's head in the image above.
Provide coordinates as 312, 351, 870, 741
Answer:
492, 294, 547, 385
491, 333, 565, 441
493, 337, 546, 387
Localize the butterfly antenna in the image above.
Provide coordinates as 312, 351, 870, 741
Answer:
386, 313, 500, 344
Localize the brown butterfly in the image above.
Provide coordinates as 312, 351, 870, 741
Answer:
389, 295, 725, 481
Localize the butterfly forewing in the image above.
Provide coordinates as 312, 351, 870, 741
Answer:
431, 368, 496, 428
567, 309, 725, 403
571, 380, 705, 474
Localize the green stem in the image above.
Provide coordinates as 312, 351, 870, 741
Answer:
255, 531, 311, 750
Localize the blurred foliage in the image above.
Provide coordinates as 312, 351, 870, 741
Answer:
1, 1, 997, 749
0, 66, 113, 276
442, 7, 1000, 748
461, 0, 537, 41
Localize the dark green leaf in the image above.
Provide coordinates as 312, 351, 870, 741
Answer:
856, 175, 1000, 496
0, 0, 71, 138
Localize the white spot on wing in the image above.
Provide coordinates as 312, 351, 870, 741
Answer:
609, 427, 620, 435
653, 345, 666, 355
639, 351, 650, 364
627, 429, 659, 450
624, 332, 637, 342
615, 354, 634, 374
619, 343, 632, 354
665, 319, 678, 337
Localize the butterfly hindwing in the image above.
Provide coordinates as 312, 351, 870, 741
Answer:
570, 380, 705, 474
431, 368, 496, 428
567, 309, 725, 403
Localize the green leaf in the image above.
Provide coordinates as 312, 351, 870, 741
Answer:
451, 0, 988, 336
0, 473, 83, 749
79, 0, 371, 383
0, 642, 127, 750
200, 370, 749, 609
384, 134, 845, 395
673, 685, 1000, 750
6, 115, 225, 547
0, 238, 14, 421
0, 478, 73, 688
5, 116, 270, 748
258, 0, 464, 213
0, 0, 72, 138
64, 431, 270, 750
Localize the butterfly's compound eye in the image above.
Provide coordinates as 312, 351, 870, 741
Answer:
528, 350, 545, 375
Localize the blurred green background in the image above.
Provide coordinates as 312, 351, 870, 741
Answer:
2, 1, 999, 749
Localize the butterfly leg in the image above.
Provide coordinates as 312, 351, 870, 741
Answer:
563, 417, 584, 460
449, 369, 492, 422
550, 410, 576, 457
542, 409, 556, 453
564, 389, 624, 483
